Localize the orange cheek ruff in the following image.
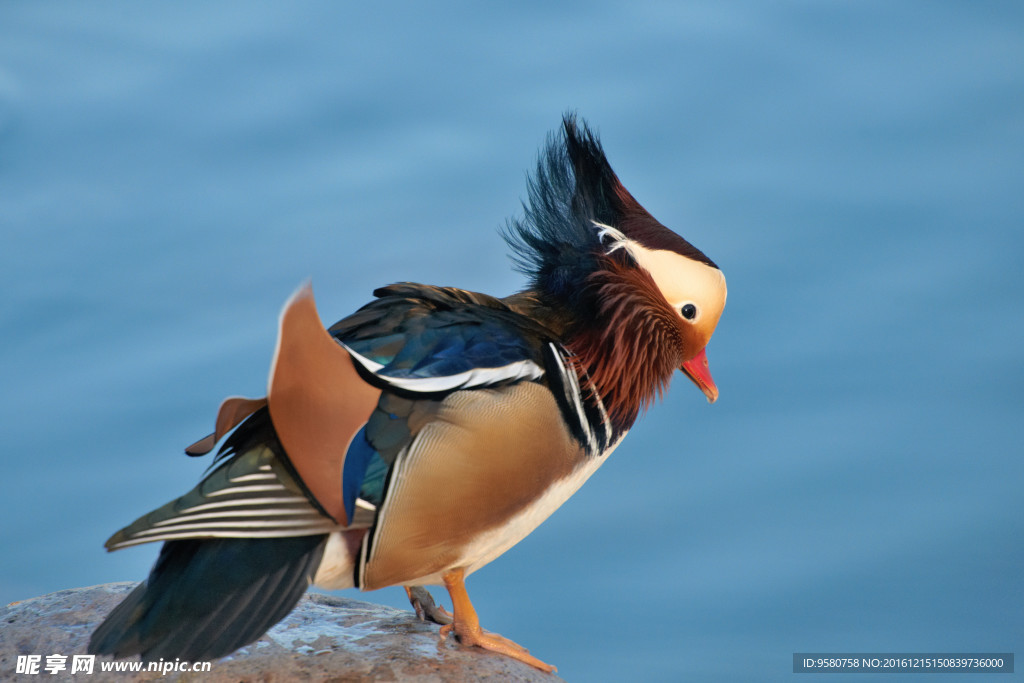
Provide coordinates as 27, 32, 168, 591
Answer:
568, 258, 689, 430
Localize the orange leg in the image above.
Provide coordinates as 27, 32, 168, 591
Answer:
438, 568, 556, 673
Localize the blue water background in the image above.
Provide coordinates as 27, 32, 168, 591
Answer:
1, 3, 1021, 680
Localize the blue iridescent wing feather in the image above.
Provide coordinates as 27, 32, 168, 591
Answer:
332, 286, 548, 391
328, 284, 559, 521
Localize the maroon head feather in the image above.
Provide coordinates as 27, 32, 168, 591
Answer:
568, 254, 707, 431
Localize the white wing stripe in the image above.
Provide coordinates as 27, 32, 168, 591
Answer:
228, 472, 278, 483
152, 507, 317, 526
178, 497, 305, 514
341, 342, 544, 392
131, 518, 333, 536
110, 528, 334, 548
206, 484, 288, 496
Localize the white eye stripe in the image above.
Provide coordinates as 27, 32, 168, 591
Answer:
590, 220, 727, 334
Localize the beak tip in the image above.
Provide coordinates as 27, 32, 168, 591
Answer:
681, 348, 719, 405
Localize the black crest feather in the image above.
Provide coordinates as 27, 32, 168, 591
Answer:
503, 114, 716, 313
503, 115, 613, 315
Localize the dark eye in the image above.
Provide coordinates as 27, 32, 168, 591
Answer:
680, 303, 697, 320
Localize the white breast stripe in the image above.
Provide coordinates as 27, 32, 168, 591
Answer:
341, 342, 544, 393
569, 349, 613, 448
590, 375, 613, 439
548, 343, 597, 454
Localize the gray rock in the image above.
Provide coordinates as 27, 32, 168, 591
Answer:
0, 583, 563, 681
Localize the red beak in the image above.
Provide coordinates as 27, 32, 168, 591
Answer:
681, 347, 718, 404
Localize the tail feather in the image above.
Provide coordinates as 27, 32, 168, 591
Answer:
89, 535, 326, 661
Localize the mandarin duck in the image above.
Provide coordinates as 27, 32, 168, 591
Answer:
88, 115, 726, 673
